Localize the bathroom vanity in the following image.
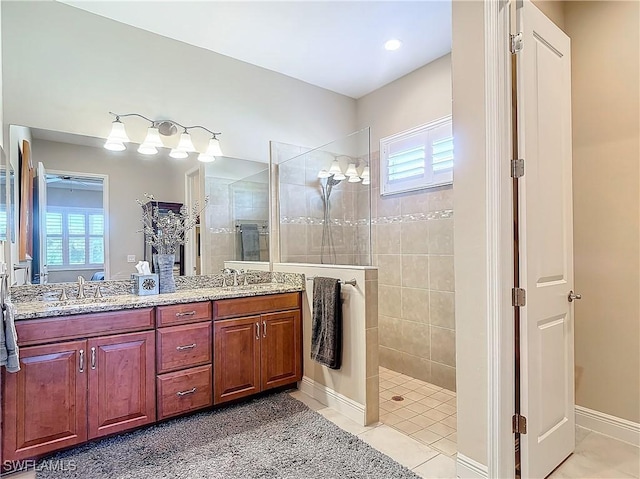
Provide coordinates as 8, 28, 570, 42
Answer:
1, 282, 303, 465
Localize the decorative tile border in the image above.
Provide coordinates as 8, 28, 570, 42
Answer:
279, 209, 453, 227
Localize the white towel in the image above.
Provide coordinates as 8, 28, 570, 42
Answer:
0, 302, 20, 373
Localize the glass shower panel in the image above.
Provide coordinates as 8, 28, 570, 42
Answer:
277, 128, 371, 266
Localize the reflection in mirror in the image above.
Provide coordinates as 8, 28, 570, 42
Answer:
9, 126, 269, 284
202, 159, 269, 274
0, 148, 7, 243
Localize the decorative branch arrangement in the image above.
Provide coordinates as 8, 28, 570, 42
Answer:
137, 193, 209, 255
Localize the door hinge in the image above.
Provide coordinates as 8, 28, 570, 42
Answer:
513, 414, 528, 434
511, 159, 525, 178
510, 32, 523, 53
512, 287, 526, 307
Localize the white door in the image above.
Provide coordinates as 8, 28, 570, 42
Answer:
36, 162, 48, 284
517, 2, 575, 478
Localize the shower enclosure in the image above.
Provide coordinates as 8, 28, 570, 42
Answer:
274, 128, 371, 266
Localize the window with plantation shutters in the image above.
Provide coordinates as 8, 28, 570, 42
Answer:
380, 116, 453, 195
46, 207, 104, 268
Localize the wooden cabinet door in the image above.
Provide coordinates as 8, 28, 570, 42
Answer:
260, 310, 302, 391
2, 341, 87, 462
87, 331, 156, 439
213, 316, 261, 404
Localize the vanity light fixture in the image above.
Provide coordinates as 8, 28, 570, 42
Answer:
318, 157, 369, 184
104, 112, 223, 162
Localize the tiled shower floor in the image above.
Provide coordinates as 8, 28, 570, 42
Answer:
379, 366, 457, 457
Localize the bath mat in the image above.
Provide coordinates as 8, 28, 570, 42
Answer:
36, 392, 420, 479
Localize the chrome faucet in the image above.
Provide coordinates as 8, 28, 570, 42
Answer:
77, 276, 86, 299
221, 268, 244, 287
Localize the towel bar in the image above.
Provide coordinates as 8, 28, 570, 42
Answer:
306, 276, 357, 287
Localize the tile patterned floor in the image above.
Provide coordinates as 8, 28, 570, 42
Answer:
379, 366, 458, 457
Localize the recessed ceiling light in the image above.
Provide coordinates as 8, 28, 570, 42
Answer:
384, 38, 403, 51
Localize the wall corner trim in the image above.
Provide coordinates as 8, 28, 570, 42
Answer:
457, 453, 489, 479
575, 405, 640, 447
299, 376, 366, 426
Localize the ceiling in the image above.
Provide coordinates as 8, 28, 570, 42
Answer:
61, 1, 452, 99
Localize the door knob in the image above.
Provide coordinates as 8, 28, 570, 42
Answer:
568, 291, 582, 302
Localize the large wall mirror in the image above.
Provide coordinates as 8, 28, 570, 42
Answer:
8, 125, 270, 284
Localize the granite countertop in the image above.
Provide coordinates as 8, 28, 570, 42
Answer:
13, 283, 304, 320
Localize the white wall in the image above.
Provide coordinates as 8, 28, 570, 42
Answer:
1, 1, 356, 164
451, 0, 489, 468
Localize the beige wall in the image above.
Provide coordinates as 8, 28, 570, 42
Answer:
532, 0, 565, 30
32, 138, 184, 280
451, 0, 489, 466
1, 1, 356, 164
564, 1, 640, 423
357, 55, 456, 389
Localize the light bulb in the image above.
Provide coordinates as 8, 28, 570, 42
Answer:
345, 163, 359, 177
137, 144, 158, 155
205, 136, 223, 157
348, 175, 362, 183
141, 127, 164, 148
176, 132, 196, 152
333, 172, 346, 181
106, 119, 130, 143
360, 166, 370, 179
104, 140, 126, 151
197, 153, 216, 163
317, 169, 331, 179
169, 148, 189, 159
362, 178, 370, 185
328, 160, 343, 176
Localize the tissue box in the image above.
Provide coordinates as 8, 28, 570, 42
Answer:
132, 273, 159, 296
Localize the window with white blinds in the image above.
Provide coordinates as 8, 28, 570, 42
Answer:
46, 207, 104, 268
380, 116, 453, 195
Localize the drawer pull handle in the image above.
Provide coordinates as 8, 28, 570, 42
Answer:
175, 311, 197, 317
176, 343, 197, 351
79, 349, 84, 373
176, 387, 197, 397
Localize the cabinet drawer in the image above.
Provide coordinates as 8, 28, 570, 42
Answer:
157, 365, 212, 420
214, 293, 300, 320
16, 308, 155, 346
156, 322, 212, 374
156, 302, 212, 327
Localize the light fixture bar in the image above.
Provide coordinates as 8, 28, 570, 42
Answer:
106, 112, 222, 158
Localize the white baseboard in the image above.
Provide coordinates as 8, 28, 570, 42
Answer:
299, 376, 366, 426
456, 454, 489, 479
576, 405, 640, 446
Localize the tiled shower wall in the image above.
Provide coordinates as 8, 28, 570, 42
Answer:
371, 151, 456, 391
278, 146, 371, 266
